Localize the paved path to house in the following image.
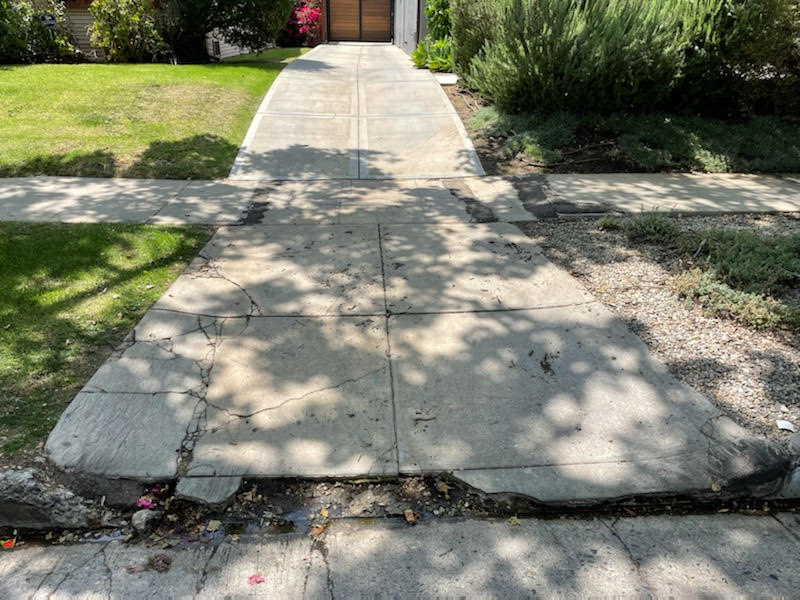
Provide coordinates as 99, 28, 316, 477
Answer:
40, 174, 793, 505
3, 513, 800, 597
228, 43, 484, 180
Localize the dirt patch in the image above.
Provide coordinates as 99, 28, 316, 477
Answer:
517, 214, 800, 445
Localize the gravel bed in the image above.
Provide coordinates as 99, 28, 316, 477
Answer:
518, 213, 800, 445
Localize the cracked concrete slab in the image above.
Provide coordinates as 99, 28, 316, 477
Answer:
381, 222, 594, 313
389, 304, 789, 500
154, 225, 385, 316
185, 316, 396, 478
3, 515, 800, 597
46, 392, 194, 479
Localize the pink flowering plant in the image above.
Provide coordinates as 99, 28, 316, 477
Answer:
279, 0, 322, 46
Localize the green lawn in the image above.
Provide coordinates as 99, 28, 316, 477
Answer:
0, 223, 212, 458
0, 48, 307, 180
469, 106, 800, 174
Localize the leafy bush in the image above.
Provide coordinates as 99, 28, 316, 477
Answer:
450, 0, 497, 77
466, 0, 690, 113
424, 0, 450, 40
0, 1, 27, 63
452, 0, 800, 115
677, 0, 800, 115
0, 0, 76, 64
89, 0, 165, 62
411, 37, 452, 72
157, 0, 293, 62
625, 214, 680, 244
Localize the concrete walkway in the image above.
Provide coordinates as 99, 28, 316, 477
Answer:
3, 513, 800, 597
40, 175, 792, 505
228, 43, 484, 180
1, 173, 798, 224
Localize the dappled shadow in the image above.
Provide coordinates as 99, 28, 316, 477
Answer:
44, 174, 790, 501
124, 134, 240, 180
3, 513, 800, 596
0, 222, 209, 461
0, 150, 117, 179
516, 216, 800, 443
539, 172, 800, 214
0, 133, 240, 184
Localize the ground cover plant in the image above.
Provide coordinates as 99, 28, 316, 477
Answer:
0, 47, 305, 179
600, 214, 800, 332
459, 103, 800, 174
0, 223, 212, 459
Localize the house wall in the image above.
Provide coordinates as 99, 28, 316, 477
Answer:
205, 30, 250, 60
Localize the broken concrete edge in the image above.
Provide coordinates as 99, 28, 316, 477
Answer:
4, 460, 799, 532
449, 434, 799, 507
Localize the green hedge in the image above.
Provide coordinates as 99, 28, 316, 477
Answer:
453, 0, 800, 115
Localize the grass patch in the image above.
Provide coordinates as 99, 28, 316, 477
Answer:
223, 47, 308, 64
469, 106, 800, 173
611, 215, 800, 331
0, 47, 306, 179
0, 222, 212, 457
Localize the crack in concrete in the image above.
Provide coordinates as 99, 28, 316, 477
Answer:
189, 256, 264, 317
194, 543, 220, 597
311, 537, 335, 599
177, 317, 225, 477
601, 518, 654, 593
43, 543, 110, 600
205, 366, 387, 423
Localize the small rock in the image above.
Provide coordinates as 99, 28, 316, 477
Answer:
131, 509, 161, 534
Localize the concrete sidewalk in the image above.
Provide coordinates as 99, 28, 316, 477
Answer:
2, 513, 800, 597
1, 173, 798, 224
45, 221, 790, 503
228, 43, 484, 180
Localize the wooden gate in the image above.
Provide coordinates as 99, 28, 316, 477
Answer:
328, 0, 392, 42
